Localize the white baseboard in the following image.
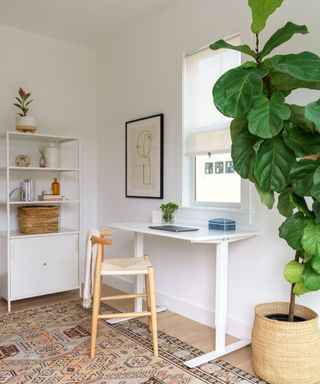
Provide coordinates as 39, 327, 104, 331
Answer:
104, 276, 252, 340
103, 275, 133, 293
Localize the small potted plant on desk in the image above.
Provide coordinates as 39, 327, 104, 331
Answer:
209, 0, 320, 383
14, 87, 36, 133
160, 202, 178, 224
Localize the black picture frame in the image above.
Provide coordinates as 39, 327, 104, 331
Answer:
125, 114, 163, 198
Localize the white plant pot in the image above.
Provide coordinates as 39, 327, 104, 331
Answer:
16, 116, 36, 133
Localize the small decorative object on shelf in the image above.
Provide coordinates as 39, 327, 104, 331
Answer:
10, 179, 34, 202
51, 177, 60, 195
46, 143, 60, 168
160, 202, 178, 224
38, 191, 65, 201
9, 185, 23, 202
23, 179, 33, 202
39, 146, 46, 167
14, 87, 36, 133
15, 154, 30, 167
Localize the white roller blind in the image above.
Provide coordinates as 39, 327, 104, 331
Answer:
184, 36, 240, 156
186, 125, 232, 156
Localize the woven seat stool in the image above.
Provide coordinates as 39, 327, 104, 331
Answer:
90, 231, 158, 358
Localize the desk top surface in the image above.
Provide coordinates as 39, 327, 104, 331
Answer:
107, 222, 258, 243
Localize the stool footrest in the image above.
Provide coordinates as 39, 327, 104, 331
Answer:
100, 293, 145, 301
98, 311, 151, 320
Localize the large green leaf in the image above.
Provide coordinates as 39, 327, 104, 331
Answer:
302, 263, 320, 291
310, 167, 320, 201
290, 193, 312, 217
270, 72, 320, 91
248, 92, 290, 138
288, 104, 316, 133
231, 132, 260, 178
311, 256, 320, 274
255, 183, 274, 209
213, 67, 263, 118
290, 159, 320, 196
210, 39, 257, 58
248, 0, 284, 34
313, 200, 320, 224
283, 123, 320, 157
269, 52, 320, 82
284, 260, 304, 284
241, 61, 257, 69
279, 212, 309, 250
254, 136, 295, 192
301, 220, 320, 257
305, 100, 320, 130
277, 189, 311, 218
259, 22, 308, 59
277, 187, 293, 217
230, 116, 248, 141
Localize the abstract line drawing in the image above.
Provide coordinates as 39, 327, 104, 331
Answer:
136, 130, 153, 185
126, 114, 163, 198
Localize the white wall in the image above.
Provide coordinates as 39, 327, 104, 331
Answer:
0, 24, 98, 269
98, 0, 320, 338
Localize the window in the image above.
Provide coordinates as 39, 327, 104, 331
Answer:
196, 153, 240, 203
183, 35, 242, 207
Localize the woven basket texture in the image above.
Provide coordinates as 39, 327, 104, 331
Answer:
17, 206, 59, 234
252, 302, 320, 384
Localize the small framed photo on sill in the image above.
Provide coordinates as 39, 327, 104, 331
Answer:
125, 114, 164, 198
215, 161, 224, 174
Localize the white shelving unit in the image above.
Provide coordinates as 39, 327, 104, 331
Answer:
0, 131, 81, 312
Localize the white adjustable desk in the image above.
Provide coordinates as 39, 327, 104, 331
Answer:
107, 222, 258, 368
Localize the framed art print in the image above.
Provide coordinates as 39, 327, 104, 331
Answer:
126, 114, 163, 198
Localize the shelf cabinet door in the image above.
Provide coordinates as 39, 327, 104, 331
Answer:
10, 235, 79, 300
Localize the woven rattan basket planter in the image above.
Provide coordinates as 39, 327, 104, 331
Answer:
17, 205, 59, 234
252, 302, 320, 384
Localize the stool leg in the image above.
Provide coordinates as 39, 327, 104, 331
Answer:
144, 274, 152, 331
144, 256, 152, 331
148, 266, 158, 357
91, 246, 103, 359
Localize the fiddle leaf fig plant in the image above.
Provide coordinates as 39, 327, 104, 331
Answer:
210, 0, 320, 321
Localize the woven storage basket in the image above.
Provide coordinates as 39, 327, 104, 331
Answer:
17, 205, 59, 234
252, 302, 320, 384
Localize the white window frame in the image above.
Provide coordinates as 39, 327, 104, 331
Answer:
179, 33, 252, 218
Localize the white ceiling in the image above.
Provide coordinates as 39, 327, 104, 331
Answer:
0, 0, 174, 49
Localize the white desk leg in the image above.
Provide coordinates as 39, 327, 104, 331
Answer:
215, 239, 228, 352
184, 240, 248, 368
185, 240, 251, 368
134, 232, 144, 312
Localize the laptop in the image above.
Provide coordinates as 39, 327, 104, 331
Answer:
148, 225, 199, 233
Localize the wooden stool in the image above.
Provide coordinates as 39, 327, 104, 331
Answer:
90, 231, 158, 358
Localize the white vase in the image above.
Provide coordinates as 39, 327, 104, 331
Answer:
46, 143, 60, 168
15, 116, 36, 133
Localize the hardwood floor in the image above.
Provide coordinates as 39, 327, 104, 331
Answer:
0, 286, 254, 374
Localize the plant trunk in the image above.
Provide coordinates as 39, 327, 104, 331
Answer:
288, 251, 301, 322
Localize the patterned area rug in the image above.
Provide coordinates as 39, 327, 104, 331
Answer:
0, 300, 266, 383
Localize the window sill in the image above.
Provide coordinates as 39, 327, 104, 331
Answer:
181, 205, 249, 214
175, 205, 253, 226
